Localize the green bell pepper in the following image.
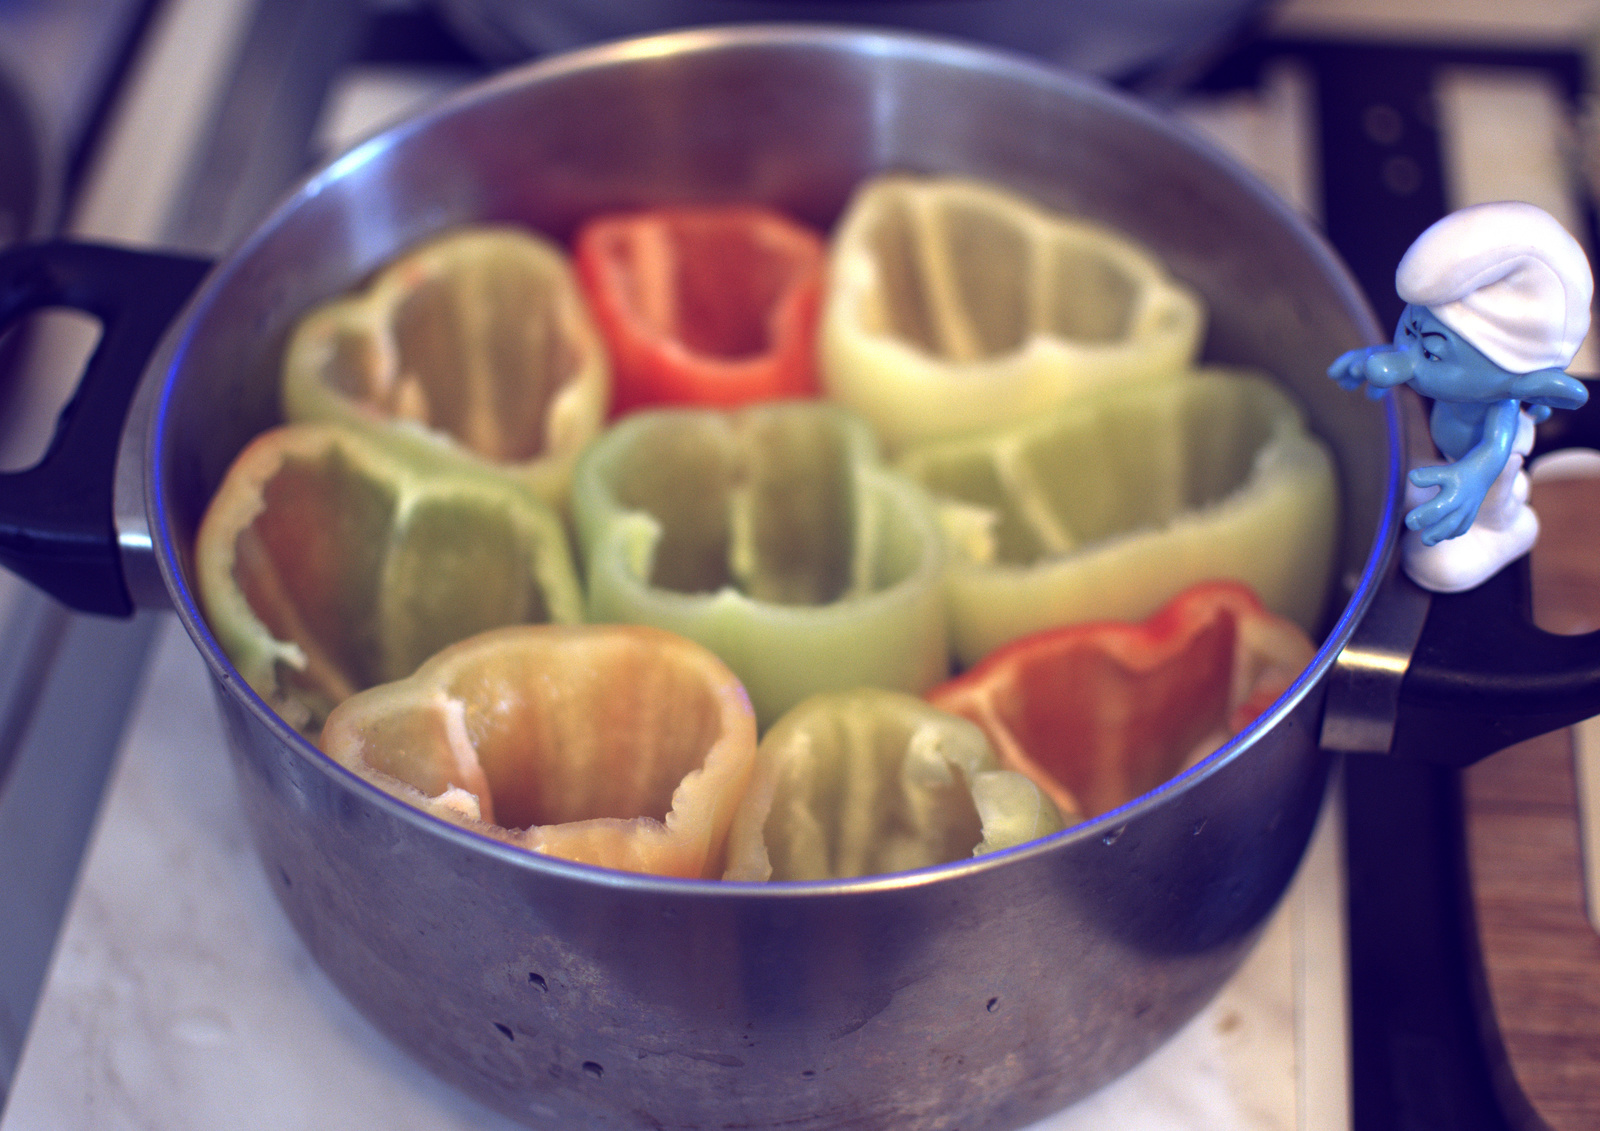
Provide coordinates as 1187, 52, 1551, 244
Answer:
571, 401, 949, 727
897, 368, 1338, 666
722, 688, 1063, 881
280, 224, 610, 514
195, 422, 584, 735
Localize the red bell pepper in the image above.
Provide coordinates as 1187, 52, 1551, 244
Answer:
574, 205, 825, 416
926, 581, 1316, 822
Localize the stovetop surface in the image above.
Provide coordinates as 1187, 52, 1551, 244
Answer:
2, 0, 1599, 1127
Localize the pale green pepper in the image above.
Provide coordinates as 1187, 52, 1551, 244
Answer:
722, 688, 1062, 881
195, 422, 584, 735
897, 369, 1338, 666
571, 401, 949, 728
821, 173, 1204, 453
280, 225, 610, 514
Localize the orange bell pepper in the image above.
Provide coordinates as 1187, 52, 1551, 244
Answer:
573, 205, 825, 416
926, 581, 1315, 823
319, 623, 758, 879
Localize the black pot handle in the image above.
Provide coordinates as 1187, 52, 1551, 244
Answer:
0, 241, 211, 616
1390, 379, 1600, 766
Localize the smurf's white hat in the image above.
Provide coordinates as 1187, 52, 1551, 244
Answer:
1395, 201, 1592, 374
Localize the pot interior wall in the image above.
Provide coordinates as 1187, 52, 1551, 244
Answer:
153, 30, 1389, 620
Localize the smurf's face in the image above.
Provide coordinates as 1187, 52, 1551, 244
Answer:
1391, 304, 1519, 402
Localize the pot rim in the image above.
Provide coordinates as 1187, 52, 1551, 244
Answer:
145, 22, 1399, 900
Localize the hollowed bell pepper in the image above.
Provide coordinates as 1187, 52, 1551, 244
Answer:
319, 624, 758, 879
195, 423, 584, 735
722, 688, 1062, 882
280, 224, 609, 513
927, 581, 1316, 822
897, 367, 1338, 666
573, 205, 825, 416
571, 401, 948, 728
821, 173, 1204, 452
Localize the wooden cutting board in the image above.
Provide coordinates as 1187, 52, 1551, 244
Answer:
1462, 473, 1600, 1131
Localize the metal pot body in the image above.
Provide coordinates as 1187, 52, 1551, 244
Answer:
149, 28, 1392, 1130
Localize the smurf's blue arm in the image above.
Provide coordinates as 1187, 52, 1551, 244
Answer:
1403, 398, 1520, 545
1327, 345, 1412, 399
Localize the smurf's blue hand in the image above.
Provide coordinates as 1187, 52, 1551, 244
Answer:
1405, 463, 1492, 544
1402, 399, 1520, 545
1528, 403, 1553, 425
1328, 346, 1413, 398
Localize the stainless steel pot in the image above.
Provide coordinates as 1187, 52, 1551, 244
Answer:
1, 26, 1596, 1131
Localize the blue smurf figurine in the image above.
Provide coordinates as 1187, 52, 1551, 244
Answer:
1328, 201, 1592, 592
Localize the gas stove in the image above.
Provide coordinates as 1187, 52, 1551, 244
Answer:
0, 1, 1595, 1128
